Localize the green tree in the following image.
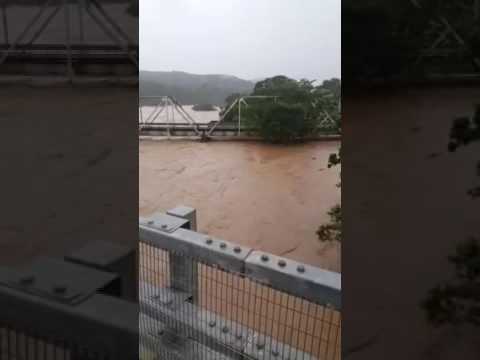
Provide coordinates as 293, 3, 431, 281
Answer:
192, 104, 216, 111
220, 76, 341, 141
320, 78, 341, 100
246, 76, 341, 141
245, 102, 313, 143
448, 105, 480, 197
317, 205, 342, 243
253, 76, 312, 104
220, 93, 248, 123
317, 148, 342, 243
310, 84, 341, 133
422, 238, 480, 326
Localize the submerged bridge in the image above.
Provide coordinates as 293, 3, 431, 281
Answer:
0, 206, 341, 359
139, 96, 340, 139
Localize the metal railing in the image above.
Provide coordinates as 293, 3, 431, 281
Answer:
0, 242, 138, 360
139, 206, 341, 360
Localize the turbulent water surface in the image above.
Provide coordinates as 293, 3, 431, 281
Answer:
140, 140, 341, 272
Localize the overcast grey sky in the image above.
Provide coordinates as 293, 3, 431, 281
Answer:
140, 0, 340, 81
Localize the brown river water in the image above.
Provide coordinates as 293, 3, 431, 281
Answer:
139, 140, 341, 272
139, 140, 341, 359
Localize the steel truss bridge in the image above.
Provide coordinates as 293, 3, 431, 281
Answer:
411, 0, 480, 74
0, 0, 138, 79
139, 96, 340, 138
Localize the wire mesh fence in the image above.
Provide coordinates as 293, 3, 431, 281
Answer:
139, 240, 341, 360
0, 325, 111, 360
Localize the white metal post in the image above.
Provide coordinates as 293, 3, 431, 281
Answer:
238, 97, 241, 136
166, 206, 199, 304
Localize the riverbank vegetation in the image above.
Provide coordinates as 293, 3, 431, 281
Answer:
192, 104, 217, 111
223, 75, 341, 143
422, 105, 479, 327
317, 148, 342, 243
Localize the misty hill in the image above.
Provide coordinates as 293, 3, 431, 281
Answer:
140, 71, 255, 106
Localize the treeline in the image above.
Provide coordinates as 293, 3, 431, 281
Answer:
222, 75, 341, 143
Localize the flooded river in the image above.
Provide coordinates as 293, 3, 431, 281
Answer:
139, 139, 341, 272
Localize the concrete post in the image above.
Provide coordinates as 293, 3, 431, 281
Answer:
166, 206, 199, 303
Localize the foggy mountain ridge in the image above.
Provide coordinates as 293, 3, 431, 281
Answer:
140, 70, 255, 106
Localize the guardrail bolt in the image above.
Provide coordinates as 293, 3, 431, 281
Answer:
261, 254, 269, 262
222, 326, 229, 334
233, 246, 241, 253
208, 320, 216, 328
53, 285, 67, 294
236, 333, 243, 340
19, 275, 35, 286
297, 265, 306, 273
147, 220, 154, 225
271, 349, 280, 357
256, 341, 265, 350
278, 260, 287, 268
205, 237, 213, 245
219, 242, 227, 249
161, 224, 168, 230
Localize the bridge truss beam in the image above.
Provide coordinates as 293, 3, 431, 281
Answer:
411, 0, 480, 72
139, 96, 201, 136
0, 0, 138, 79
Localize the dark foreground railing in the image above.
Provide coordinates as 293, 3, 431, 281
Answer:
0, 242, 138, 360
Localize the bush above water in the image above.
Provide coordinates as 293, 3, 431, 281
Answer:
245, 102, 316, 143
192, 104, 217, 111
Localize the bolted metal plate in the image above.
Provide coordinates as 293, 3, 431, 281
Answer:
139, 224, 252, 273
243, 331, 316, 360
245, 251, 341, 309
0, 257, 119, 305
140, 213, 190, 233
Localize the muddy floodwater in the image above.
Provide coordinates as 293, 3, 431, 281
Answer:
139, 140, 341, 272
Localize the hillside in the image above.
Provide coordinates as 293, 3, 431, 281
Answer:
140, 71, 255, 106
